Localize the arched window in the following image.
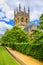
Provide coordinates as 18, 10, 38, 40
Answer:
26, 18, 28, 23
21, 17, 23, 22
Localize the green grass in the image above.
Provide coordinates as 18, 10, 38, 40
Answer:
0, 46, 19, 65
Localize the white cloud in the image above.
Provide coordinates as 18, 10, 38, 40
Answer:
0, 0, 14, 21
6, 10, 14, 19
0, 12, 4, 19
0, 22, 13, 29
0, 22, 13, 34
30, 10, 43, 21
29, 0, 43, 20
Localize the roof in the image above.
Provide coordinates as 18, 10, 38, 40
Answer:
24, 23, 37, 32
24, 24, 30, 32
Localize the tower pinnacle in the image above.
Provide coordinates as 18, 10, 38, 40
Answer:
28, 7, 29, 17
19, 4, 21, 12
14, 9, 16, 16
28, 7, 29, 14
24, 6, 26, 12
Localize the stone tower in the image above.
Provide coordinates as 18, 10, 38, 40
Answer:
14, 4, 30, 29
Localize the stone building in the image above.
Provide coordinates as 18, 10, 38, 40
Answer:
14, 4, 37, 33
14, 4, 30, 29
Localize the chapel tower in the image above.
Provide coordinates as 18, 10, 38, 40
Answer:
14, 4, 30, 29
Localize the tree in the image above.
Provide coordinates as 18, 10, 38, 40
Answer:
2, 26, 30, 45
38, 14, 43, 29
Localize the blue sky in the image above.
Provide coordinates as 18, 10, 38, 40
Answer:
0, 0, 43, 34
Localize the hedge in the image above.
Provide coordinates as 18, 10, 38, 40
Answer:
5, 43, 43, 61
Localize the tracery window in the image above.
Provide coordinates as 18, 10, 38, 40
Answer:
26, 18, 28, 23
21, 17, 23, 22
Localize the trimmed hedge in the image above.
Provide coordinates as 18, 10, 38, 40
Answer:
6, 43, 43, 61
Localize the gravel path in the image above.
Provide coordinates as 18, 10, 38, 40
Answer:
6, 47, 43, 65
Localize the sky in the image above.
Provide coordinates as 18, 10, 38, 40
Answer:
0, 0, 43, 34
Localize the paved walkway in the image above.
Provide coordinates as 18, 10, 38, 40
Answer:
6, 47, 43, 65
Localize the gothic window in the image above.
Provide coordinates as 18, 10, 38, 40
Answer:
21, 17, 23, 22
26, 18, 28, 23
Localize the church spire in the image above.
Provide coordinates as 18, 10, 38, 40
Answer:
19, 4, 21, 12
28, 7, 29, 16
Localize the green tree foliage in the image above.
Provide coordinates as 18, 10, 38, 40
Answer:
39, 14, 43, 29
2, 26, 30, 45
0, 38, 2, 43
32, 30, 43, 45
0, 38, 1, 42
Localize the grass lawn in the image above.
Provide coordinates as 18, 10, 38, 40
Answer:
0, 46, 19, 65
